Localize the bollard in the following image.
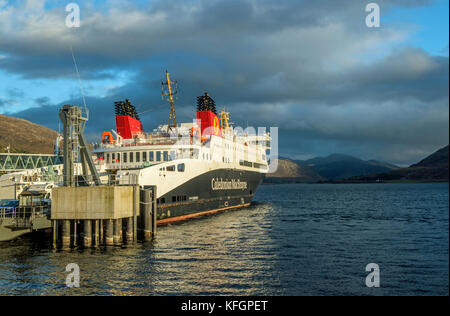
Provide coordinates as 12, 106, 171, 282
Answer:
83, 220, 92, 247
105, 219, 113, 246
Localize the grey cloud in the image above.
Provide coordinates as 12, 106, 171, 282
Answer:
3, 0, 449, 165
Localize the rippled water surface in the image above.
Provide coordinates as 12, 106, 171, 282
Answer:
0, 183, 448, 295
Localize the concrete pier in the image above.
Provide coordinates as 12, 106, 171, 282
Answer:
51, 185, 156, 248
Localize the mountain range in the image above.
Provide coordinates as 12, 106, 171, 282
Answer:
0, 114, 447, 182
295, 154, 399, 180
346, 145, 449, 182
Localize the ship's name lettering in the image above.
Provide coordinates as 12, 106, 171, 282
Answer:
211, 178, 247, 190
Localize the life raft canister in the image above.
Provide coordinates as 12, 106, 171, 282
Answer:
101, 131, 115, 144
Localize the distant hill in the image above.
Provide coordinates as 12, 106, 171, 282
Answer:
347, 145, 449, 182
265, 158, 323, 183
410, 145, 449, 169
297, 154, 399, 180
0, 114, 58, 154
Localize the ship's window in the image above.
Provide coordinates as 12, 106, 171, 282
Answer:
123, 152, 127, 163
156, 151, 161, 161
167, 165, 175, 172
130, 152, 134, 163
170, 151, 176, 161
172, 196, 176, 202
177, 163, 185, 172
160, 197, 165, 204
117, 153, 120, 162
150, 151, 154, 162
143, 151, 147, 162
112, 153, 116, 162
106, 153, 110, 163
183, 195, 187, 201
136, 152, 140, 162
163, 151, 169, 161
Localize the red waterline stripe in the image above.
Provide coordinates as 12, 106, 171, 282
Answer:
157, 203, 251, 226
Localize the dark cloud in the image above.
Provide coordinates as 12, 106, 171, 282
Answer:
2, 0, 448, 165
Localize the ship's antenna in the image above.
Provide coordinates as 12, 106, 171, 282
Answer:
161, 70, 178, 133
70, 45, 87, 112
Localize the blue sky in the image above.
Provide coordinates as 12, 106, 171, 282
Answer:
0, 0, 448, 165
385, 0, 449, 55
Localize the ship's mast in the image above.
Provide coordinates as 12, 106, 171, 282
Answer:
162, 70, 178, 133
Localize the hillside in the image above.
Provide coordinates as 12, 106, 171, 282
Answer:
297, 154, 399, 180
0, 114, 59, 154
347, 145, 449, 182
265, 158, 322, 183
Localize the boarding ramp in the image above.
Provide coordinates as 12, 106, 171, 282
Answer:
0, 153, 63, 172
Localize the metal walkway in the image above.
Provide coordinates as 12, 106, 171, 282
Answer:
0, 153, 63, 172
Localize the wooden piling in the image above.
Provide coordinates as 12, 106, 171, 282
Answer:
99, 220, 104, 244
52, 220, 57, 248
152, 186, 157, 237
94, 220, 99, 246
105, 219, 113, 246
126, 217, 133, 241
73, 220, 77, 247
142, 189, 152, 241
113, 219, 121, 245
83, 220, 92, 247
62, 220, 71, 248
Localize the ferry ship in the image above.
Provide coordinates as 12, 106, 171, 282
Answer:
92, 71, 271, 223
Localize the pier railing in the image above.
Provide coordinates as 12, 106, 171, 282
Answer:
0, 206, 49, 229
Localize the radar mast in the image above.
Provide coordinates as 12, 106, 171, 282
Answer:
161, 70, 178, 133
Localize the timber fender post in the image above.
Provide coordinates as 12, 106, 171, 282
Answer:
83, 220, 92, 247
141, 186, 157, 241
